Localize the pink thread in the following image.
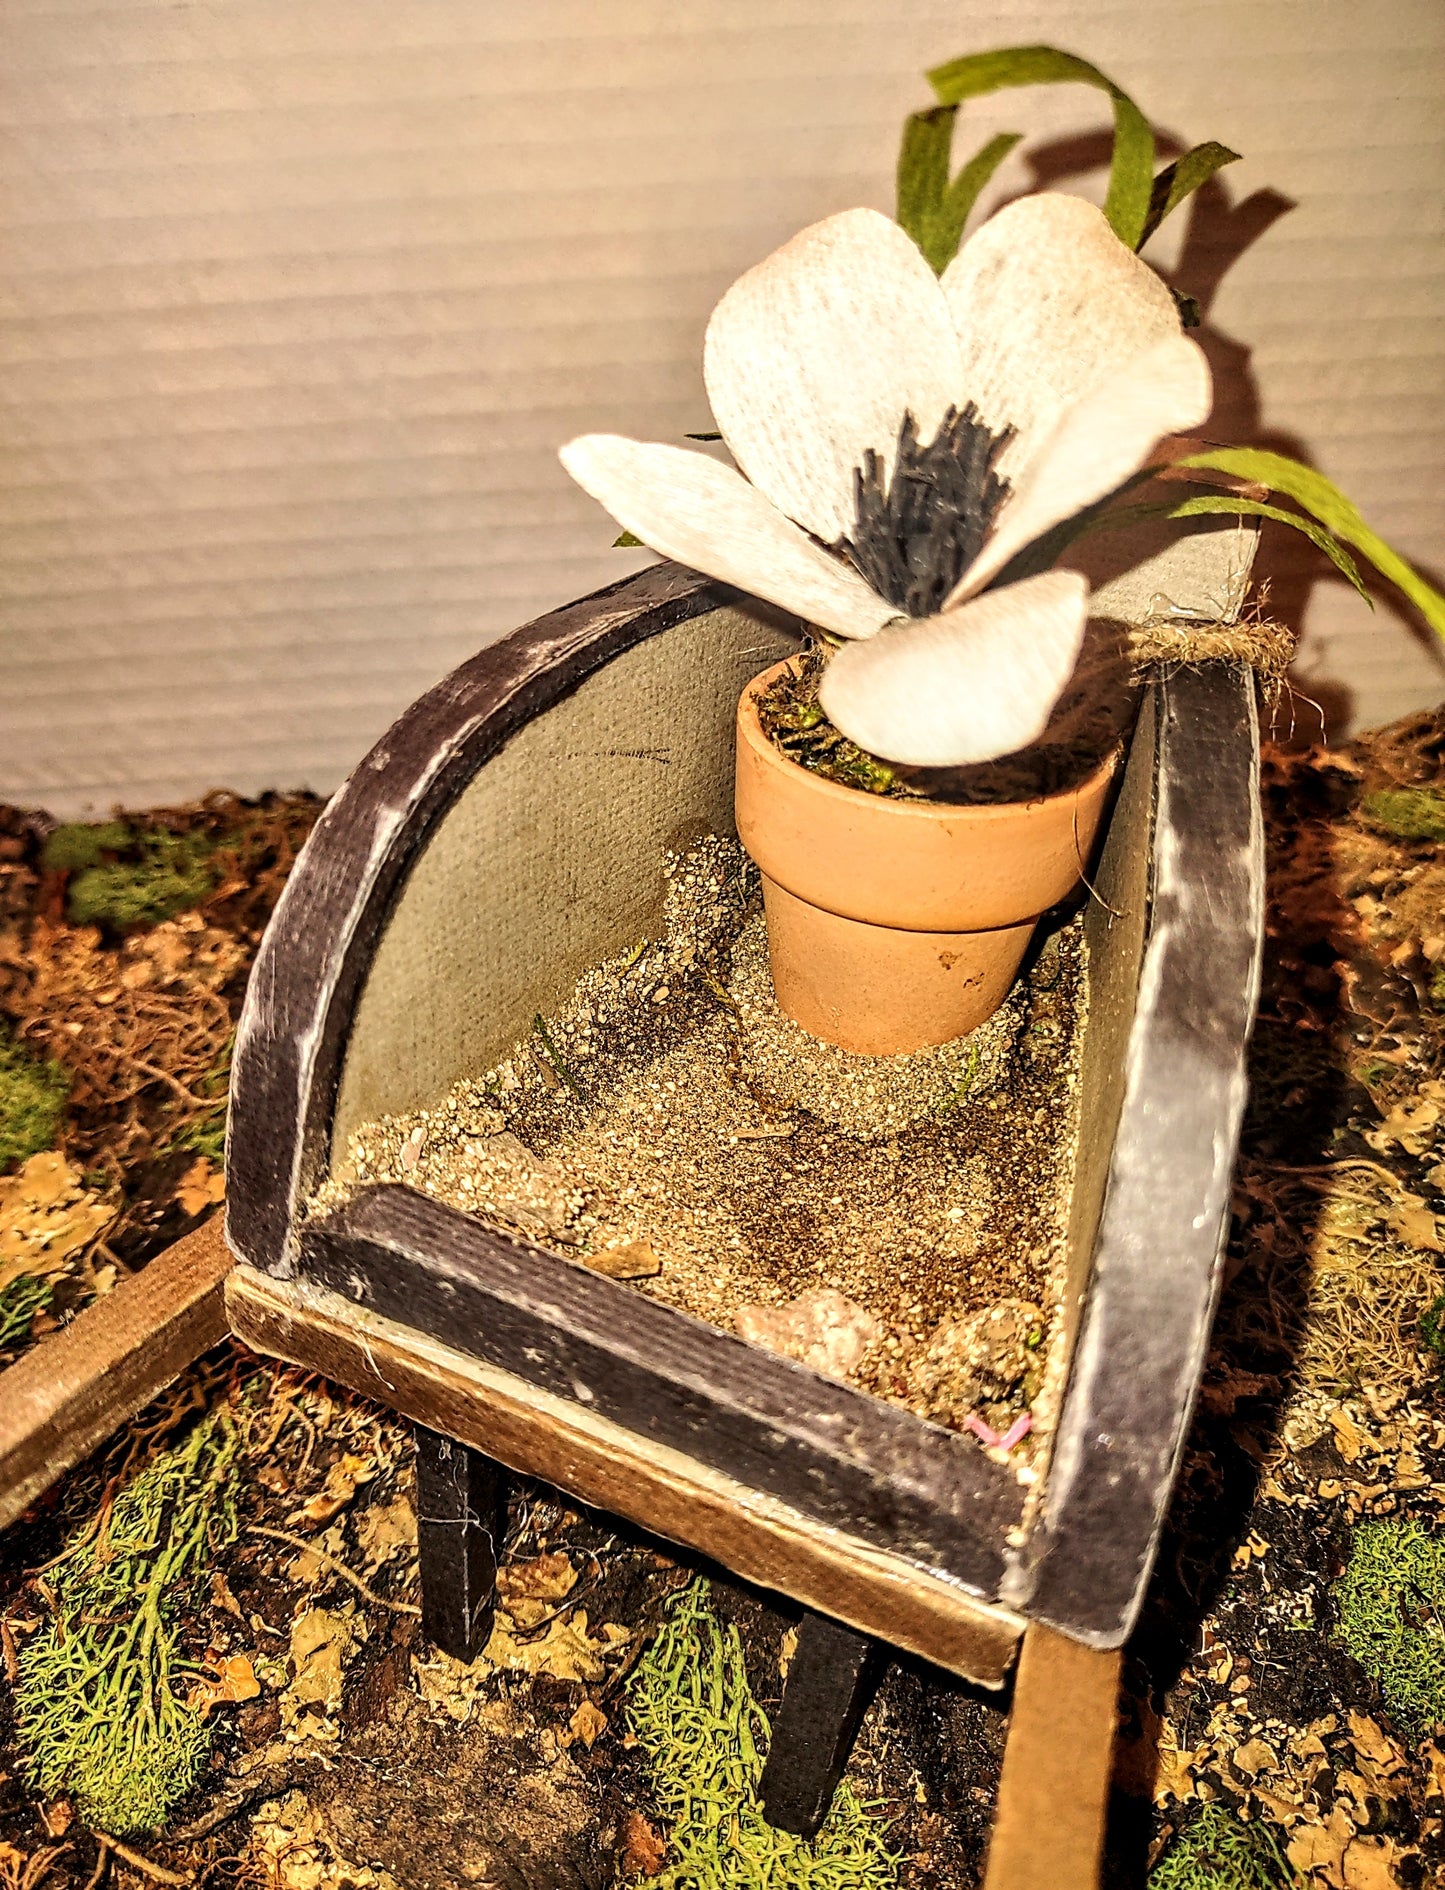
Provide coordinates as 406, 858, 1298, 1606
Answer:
998, 1413, 1033, 1452
963, 1414, 1002, 1448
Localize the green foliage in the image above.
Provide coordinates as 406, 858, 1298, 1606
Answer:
1094, 495, 1370, 600
927, 45, 1156, 249
1421, 1293, 1445, 1361
896, 106, 1021, 273
1332, 1517, 1445, 1734
15, 1410, 242, 1834
0, 1272, 55, 1349
41, 821, 133, 873
1140, 142, 1243, 247
0, 1022, 70, 1173
628, 1580, 898, 1888
1359, 788, 1445, 843
66, 829, 215, 931
1179, 448, 1445, 645
614, 529, 644, 548
1148, 1803, 1302, 1890
895, 45, 1240, 272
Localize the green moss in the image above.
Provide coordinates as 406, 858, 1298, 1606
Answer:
627, 1581, 898, 1888
1360, 788, 1445, 843
1148, 1804, 1301, 1889
15, 1409, 241, 1834
0, 1273, 55, 1349
1422, 1294, 1445, 1363
1332, 1517, 1445, 1734
0, 1022, 70, 1172
67, 829, 215, 930
40, 820, 134, 873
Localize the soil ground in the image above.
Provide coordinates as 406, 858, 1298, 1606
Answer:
1, 698, 1444, 1890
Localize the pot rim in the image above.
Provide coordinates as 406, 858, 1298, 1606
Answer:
738, 656, 1121, 823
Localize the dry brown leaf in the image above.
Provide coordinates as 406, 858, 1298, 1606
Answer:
1342, 1836, 1407, 1889
290, 1453, 376, 1526
0, 1152, 116, 1291
1347, 1712, 1403, 1771
1232, 1738, 1279, 1778
620, 1811, 666, 1879
39, 1801, 73, 1838
584, 1239, 662, 1279
1288, 1806, 1357, 1889
286, 1608, 363, 1719
1386, 1197, 1442, 1252
176, 1156, 226, 1217
567, 1699, 608, 1749
354, 1496, 415, 1574
496, 1551, 578, 1606
1329, 1408, 1367, 1463
187, 1653, 261, 1717
485, 1609, 608, 1683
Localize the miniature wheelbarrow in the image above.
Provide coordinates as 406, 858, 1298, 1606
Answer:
224, 517, 1264, 1889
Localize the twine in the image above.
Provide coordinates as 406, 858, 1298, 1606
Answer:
1126, 612, 1298, 709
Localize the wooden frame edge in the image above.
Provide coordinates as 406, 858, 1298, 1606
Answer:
226, 1263, 1025, 1688
0, 1216, 231, 1533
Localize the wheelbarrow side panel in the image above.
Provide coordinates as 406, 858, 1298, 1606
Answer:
1018, 663, 1265, 1645
226, 563, 735, 1278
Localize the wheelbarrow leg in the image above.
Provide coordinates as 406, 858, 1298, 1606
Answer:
413, 1425, 508, 1662
758, 1611, 878, 1837
983, 1622, 1122, 1890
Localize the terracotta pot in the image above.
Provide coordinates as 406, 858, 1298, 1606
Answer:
734, 659, 1119, 1055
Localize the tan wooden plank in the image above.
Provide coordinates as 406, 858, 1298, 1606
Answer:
227, 1262, 1025, 1687
0, 1215, 232, 1532
984, 1622, 1122, 1890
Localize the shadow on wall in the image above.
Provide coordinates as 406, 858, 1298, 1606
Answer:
1023, 129, 1445, 742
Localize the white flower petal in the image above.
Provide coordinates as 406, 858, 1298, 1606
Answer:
703, 208, 963, 545
817, 570, 1088, 767
560, 434, 897, 640
950, 334, 1212, 600
942, 193, 1184, 481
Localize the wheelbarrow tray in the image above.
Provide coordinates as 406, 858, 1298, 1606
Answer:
225, 557, 1263, 1684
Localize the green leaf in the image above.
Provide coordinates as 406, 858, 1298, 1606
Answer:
612, 529, 643, 548
684, 431, 722, 441
927, 45, 1155, 248
897, 107, 1021, 272
1180, 448, 1445, 641
1096, 494, 1370, 599
1140, 140, 1241, 245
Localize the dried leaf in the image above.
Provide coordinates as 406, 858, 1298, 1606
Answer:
354, 1496, 415, 1573
176, 1156, 226, 1218
485, 1609, 609, 1683
187, 1653, 261, 1718
567, 1699, 608, 1749
1232, 1738, 1279, 1778
285, 1608, 363, 1719
496, 1552, 578, 1606
584, 1240, 662, 1280
1343, 1835, 1407, 1889
290, 1454, 376, 1526
620, 1811, 666, 1879
1288, 1806, 1358, 1889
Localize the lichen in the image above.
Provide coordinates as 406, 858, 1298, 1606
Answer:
626, 1580, 898, 1889
0, 1022, 69, 1173
1148, 1804, 1301, 1889
1332, 1517, 1445, 1734
15, 1409, 242, 1833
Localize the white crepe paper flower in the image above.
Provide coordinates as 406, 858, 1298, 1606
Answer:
561, 193, 1211, 768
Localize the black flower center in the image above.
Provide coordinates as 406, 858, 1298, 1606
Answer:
837, 404, 1013, 618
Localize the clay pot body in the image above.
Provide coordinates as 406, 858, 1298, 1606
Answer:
734, 660, 1119, 1055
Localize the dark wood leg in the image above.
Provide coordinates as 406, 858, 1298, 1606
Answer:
413, 1425, 508, 1662
758, 1611, 878, 1837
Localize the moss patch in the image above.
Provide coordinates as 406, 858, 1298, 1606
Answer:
0, 1271, 54, 1348
15, 1408, 241, 1833
66, 829, 215, 931
1332, 1517, 1445, 1734
0, 1022, 69, 1172
1148, 1804, 1301, 1889
1359, 787, 1445, 843
628, 1580, 898, 1888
